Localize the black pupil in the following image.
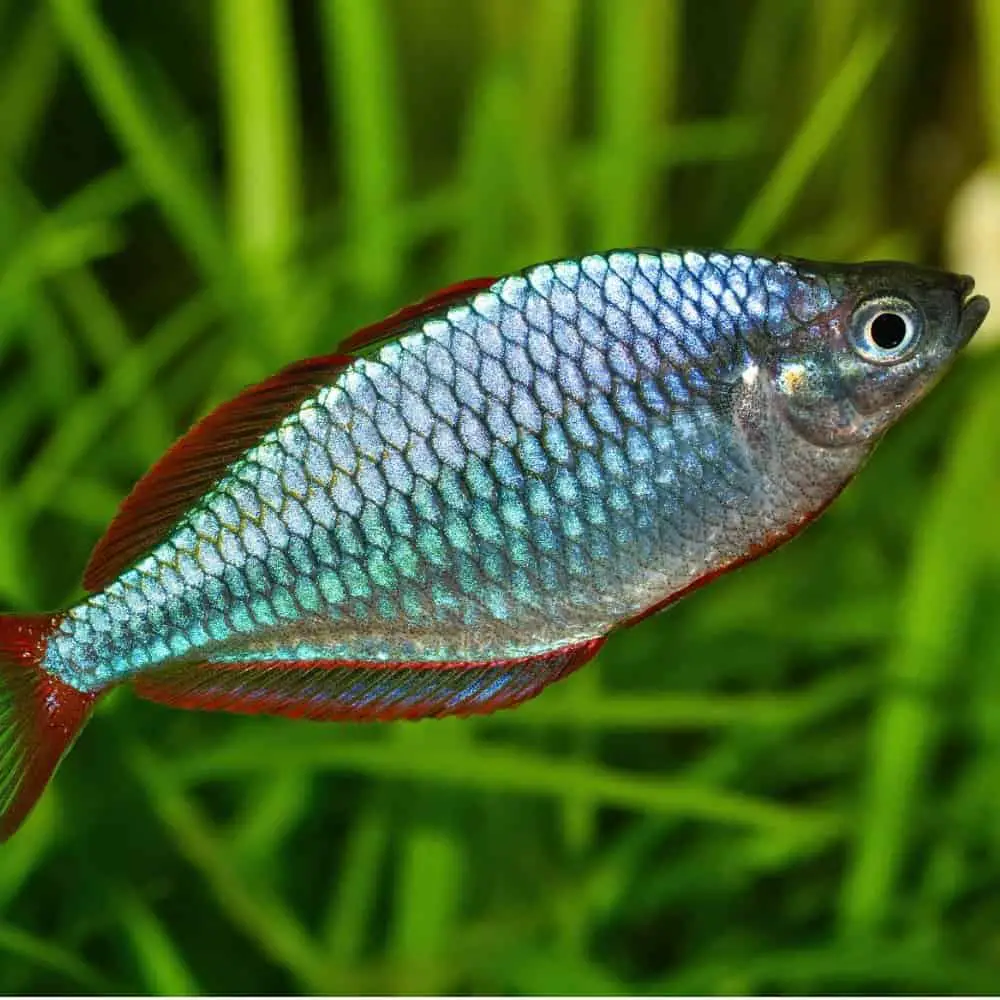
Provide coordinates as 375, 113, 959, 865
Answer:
870, 311, 907, 350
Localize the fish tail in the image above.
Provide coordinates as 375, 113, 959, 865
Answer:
0, 614, 96, 841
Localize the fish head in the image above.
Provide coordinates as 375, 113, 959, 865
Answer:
767, 260, 989, 447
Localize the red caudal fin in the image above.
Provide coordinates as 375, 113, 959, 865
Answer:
132, 639, 605, 722
0, 614, 96, 841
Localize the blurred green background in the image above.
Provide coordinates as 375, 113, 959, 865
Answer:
2, 0, 1000, 993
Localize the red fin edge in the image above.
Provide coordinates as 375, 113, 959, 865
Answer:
82, 354, 354, 592
338, 277, 497, 353
132, 639, 605, 722
618, 483, 851, 629
86, 279, 497, 594
0, 614, 96, 841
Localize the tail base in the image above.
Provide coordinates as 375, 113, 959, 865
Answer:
0, 614, 96, 841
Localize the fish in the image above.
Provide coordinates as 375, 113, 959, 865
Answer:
0, 249, 988, 840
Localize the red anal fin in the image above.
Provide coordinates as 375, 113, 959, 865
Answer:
132, 639, 604, 722
338, 277, 497, 353
83, 354, 354, 593
0, 614, 97, 841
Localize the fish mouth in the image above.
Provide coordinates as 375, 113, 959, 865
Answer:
957, 276, 990, 348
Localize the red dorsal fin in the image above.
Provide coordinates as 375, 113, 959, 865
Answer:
83, 354, 353, 593
338, 277, 497, 353
85, 277, 496, 593
131, 639, 604, 721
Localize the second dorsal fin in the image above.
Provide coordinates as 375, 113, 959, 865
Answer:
338, 276, 497, 353
82, 354, 353, 592
84, 277, 498, 593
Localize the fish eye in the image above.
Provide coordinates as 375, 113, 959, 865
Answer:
849, 296, 923, 364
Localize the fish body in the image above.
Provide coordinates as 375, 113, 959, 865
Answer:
0, 248, 987, 839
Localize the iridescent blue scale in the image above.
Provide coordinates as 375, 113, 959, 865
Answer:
45, 250, 844, 692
